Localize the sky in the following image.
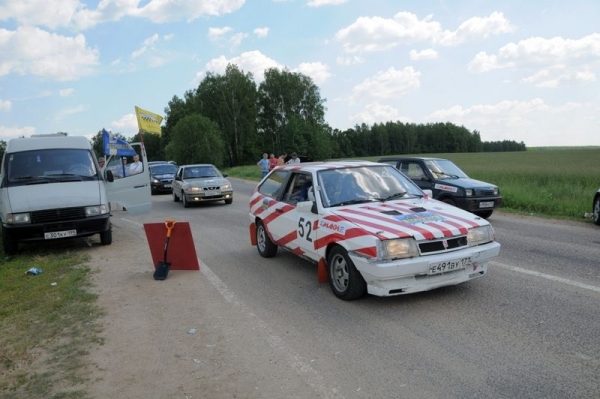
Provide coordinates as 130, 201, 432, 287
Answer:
1, 0, 599, 147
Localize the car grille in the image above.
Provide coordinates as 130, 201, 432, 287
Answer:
476, 188, 496, 196
203, 186, 220, 191
31, 207, 86, 224
419, 236, 468, 255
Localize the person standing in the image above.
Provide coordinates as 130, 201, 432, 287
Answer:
286, 152, 300, 164
268, 153, 278, 170
257, 153, 269, 178
277, 153, 286, 166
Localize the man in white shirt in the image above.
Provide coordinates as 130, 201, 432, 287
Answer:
128, 154, 143, 175
286, 152, 300, 164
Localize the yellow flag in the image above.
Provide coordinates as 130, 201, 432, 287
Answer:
135, 106, 163, 135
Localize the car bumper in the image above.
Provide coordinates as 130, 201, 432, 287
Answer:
184, 191, 233, 203
151, 182, 173, 192
3, 215, 110, 242
349, 241, 501, 297
456, 196, 503, 212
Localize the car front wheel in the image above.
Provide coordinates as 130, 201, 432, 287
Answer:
256, 221, 277, 257
173, 189, 179, 202
2, 228, 17, 255
594, 196, 600, 225
182, 192, 189, 208
100, 228, 112, 245
327, 246, 366, 300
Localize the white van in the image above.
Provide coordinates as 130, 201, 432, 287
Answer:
0, 134, 151, 255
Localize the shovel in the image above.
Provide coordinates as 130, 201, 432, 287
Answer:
153, 220, 176, 281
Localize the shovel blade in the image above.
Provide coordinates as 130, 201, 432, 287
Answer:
153, 261, 171, 280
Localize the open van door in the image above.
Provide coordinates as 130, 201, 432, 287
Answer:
104, 142, 151, 214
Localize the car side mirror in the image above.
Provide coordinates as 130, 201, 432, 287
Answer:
106, 170, 114, 182
296, 200, 317, 214
422, 189, 433, 199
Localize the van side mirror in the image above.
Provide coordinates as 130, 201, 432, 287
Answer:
106, 170, 114, 182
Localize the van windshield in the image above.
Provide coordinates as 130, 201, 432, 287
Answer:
5, 148, 99, 186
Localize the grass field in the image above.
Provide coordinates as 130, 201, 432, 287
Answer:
226, 147, 600, 221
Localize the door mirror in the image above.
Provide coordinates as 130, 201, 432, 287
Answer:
296, 200, 317, 214
422, 189, 433, 199
105, 169, 114, 182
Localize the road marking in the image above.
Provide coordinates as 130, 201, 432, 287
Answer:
490, 261, 600, 294
115, 215, 344, 399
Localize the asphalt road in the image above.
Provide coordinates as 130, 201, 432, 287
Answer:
120, 177, 600, 399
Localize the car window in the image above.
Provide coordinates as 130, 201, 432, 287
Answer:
402, 162, 427, 180
183, 166, 220, 179
150, 164, 177, 174
425, 159, 468, 179
258, 170, 290, 198
283, 173, 313, 203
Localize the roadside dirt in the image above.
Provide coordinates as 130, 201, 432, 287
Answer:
85, 217, 323, 399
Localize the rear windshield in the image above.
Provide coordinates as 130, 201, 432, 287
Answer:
3, 148, 99, 187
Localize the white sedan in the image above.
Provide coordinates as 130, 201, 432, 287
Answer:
248, 161, 501, 300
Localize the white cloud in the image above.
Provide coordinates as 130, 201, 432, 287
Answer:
111, 113, 138, 135
55, 104, 86, 120
0, 0, 245, 30
0, 26, 98, 81
59, 88, 75, 97
131, 33, 160, 59
336, 55, 365, 65
199, 50, 282, 82
0, 125, 36, 140
307, 0, 347, 7
0, 99, 11, 111
293, 62, 331, 84
522, 65, 596, 88
409, 48, 438, 61
469, 33, 600, 77
352, 67, 420, 100
351, 103, 411, 125
230, 32, 248, 47
254, 27, 269, 38
336, 11, 512, 53
428, 99, 600, 146
208, 26, 233, 39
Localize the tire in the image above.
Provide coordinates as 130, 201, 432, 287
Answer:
327, 246, 367, 300
474, 210, 493, 219
225, 197, 233, 205
173, 189, 179, 202
100, 228, 112, 245
256, 221, 277, 258
2, 228, 17, 255
593, 197, 600, 226
182, 192, 189, 208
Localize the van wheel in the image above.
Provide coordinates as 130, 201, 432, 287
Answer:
100, 228, 112, 245
327, 246, 366, 300
2, 228, 17, 255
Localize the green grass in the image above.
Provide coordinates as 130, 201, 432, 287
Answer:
0, 249, 102, 399
226, 148, 600, 221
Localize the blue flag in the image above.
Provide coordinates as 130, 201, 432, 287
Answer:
102, 129, 136, 156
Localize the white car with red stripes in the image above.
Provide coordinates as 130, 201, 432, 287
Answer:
248, 161, 501, 300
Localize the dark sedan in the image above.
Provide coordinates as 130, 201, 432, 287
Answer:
149, 163, 177, 194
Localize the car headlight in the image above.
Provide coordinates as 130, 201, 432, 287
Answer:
380, 238, 418, 260
85, 205, 109, 216
6, 213, 31, 224
151, 178, 160, 183
492, 187, 499, 195
467, 225, 494, 246
222, 183, 232, 190
465, 189, 473, 197
184, 186, 201, 193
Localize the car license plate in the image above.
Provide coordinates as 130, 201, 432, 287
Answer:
479, 201, 494, 208
210, 190, 221, 196
164, 184, 171, 188
44, 229, 77, 240
428, 257, 471, 275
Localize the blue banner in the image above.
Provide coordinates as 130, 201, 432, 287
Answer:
102, 129, 136, 156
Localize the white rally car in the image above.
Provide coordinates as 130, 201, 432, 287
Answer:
248, 161, 501, 300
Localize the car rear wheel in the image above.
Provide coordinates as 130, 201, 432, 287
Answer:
256, 221, 277, 257
327, 246, 367, 300
594, 197, 600, 225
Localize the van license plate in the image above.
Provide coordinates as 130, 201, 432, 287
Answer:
479, 201, 494, 208
44, 230, 77, 239
429, 257, 471, 275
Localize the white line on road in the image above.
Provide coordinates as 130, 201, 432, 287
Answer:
115, 216, 345, 399
490, 261, 600, 294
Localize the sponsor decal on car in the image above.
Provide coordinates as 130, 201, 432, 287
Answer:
319, 220, 346, 234
434, 183, 458, 192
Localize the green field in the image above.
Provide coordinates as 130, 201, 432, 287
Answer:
226, 147, 600, 221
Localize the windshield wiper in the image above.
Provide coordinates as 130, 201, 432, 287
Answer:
380, 191, 407, 201
329, 198, 380, 207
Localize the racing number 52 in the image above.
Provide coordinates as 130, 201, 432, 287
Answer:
298, 217, 313, 242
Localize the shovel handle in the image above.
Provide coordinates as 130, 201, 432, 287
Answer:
165, 220, 176, 238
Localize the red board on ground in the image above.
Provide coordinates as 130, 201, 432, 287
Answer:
143, 221, 200, 271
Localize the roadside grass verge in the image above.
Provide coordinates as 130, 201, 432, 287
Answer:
226, 147, 600, 221
0, 247, 102, 399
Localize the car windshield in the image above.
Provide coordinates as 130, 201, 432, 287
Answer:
317, 165, 423, 207
183, 165, 221, 179
5, 148, 98, 186
424, 159, 468, 179
150, 164, 177, 174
